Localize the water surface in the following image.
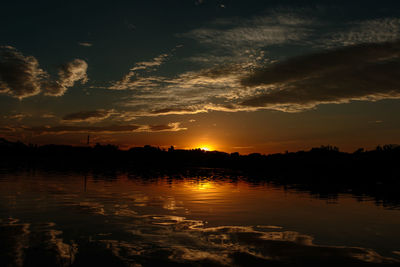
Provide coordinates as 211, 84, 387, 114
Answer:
0, 170, 399, 266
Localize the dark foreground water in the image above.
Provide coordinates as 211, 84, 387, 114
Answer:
0, 170, 399, 266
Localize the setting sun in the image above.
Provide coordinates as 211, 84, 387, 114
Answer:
194, 144, 214, 151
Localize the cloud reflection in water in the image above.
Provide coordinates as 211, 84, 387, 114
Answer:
71, 207, 399, 266
1, 172, 400, 266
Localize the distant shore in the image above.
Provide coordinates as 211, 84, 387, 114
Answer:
1, 138, 399, 177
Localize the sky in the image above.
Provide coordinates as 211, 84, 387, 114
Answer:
1, 0, 400, 154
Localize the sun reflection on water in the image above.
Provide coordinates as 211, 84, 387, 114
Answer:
1, 172, 400, 266
193, 181, 214, 191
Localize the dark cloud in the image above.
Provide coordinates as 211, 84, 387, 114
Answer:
19, 122, 186, 135
240, 41, 400, 111
43, 59, 88, 96
150, 107, 197, 115
4, 113, 31, 121
26, 125, 141, 135
62, 110, 112, 122
0, 46, 88, 99
0, 126, 14, 132
0, 46, 46, 98
148, 123, 183, 132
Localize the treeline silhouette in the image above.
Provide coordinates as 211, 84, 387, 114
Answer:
1, 138, 400, 208
1, 138, 399, 177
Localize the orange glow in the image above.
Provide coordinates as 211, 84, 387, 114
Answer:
193, 144, 215, 151
194, 181, 213, 190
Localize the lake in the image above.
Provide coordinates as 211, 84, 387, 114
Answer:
0, 169, 399, 266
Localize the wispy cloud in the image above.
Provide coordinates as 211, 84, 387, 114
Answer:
41, 113, 56, 119
61, 109, 141, 123
4, 113, 32, 121
62, 109, 115, 123
130, 53, 169, 71
44, 59, 88, 97
15, 122, 186, 135
109, 53, 169, 90
105, 11, 313, 116
145, 122, 186, 132
0, 46, 88, 99
325, 18, 400, 48
109, 75, 166, 91
182, 12, 312, 50
78, 42, 93, 47
105, 11, 400, 117
108, 54, 259, 115
111, 41, 400, 115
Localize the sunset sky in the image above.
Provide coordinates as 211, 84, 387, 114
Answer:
1, 0, 400, 153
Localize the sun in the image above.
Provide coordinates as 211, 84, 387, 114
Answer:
194, 144, 214, 151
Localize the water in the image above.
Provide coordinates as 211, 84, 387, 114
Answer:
0, 170, 399, 266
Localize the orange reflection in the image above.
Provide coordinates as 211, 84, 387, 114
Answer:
193, 181, 213, 191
